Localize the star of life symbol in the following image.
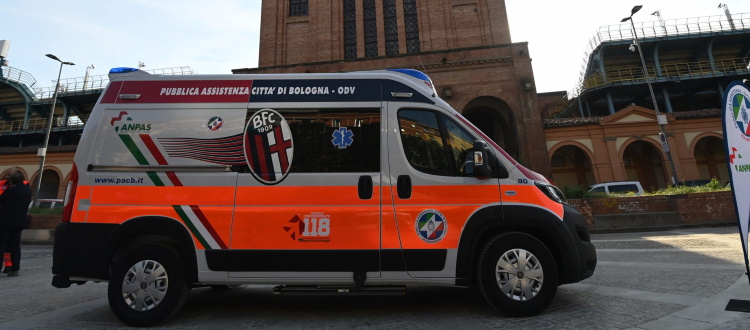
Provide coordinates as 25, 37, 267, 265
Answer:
331, 127, 354, 149
416, 209, 447, 244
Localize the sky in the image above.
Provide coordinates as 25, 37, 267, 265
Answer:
2, 0, 749, 94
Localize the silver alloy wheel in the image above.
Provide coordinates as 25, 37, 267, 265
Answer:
121, 260, 169, 311
495, 248, 544, 301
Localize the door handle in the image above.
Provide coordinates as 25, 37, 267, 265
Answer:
397, 175, 412, 199
358, 175, 373, 200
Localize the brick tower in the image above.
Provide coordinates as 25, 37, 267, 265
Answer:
235, 0, 550, 177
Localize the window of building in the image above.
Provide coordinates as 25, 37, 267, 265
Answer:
344, 0, 357, 59
289, 0, 308, 16
383, 0, 399, 56
364, 0, 378, 57
403, 0, 420, 53
255, 108, 380, 173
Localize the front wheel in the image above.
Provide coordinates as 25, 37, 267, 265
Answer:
108, 244, 191, 327
477, 232, 559, 316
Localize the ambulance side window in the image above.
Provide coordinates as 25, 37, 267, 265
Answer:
398, 109, 487, 177
398, 110, 451, 176
440, 116, 478, 177
256, 108, 380, 173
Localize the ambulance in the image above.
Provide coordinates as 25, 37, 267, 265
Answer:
52, 68, 596, 326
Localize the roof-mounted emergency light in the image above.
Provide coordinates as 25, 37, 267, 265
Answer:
108, 67, 150, 81
109, 67, 139, 74
387, 68, 437, 95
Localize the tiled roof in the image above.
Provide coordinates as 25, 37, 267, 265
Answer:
672, 109, 721, 119
543, 117, 604, 128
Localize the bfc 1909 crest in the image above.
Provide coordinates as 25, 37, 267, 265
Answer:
243, 109, 294, 185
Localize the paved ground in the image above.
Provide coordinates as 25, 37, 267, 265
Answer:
2, 226, 750, 329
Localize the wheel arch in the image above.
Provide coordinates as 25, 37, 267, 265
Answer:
456, 203, 579, 286
99, 216, 199, 283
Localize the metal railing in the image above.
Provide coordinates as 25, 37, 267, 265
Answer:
0, 66, 43, 94
34, 66, 194, 99
2, 65, 194, 100
569, 12, 750, 98
548, 56, 750, 118
581, 57, 750, 90
0, 114, 89, 135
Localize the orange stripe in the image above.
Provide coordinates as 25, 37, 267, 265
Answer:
89, 186, 235, 206
69, 186, 92, 223
501, 185, 564, 219
398, 184, 500, 205
380, 186, 401, 249
236, 186, 380, 206
231, 206, 380, 249
394, 205, 479, 249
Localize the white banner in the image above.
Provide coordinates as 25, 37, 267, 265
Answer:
723, 81, 750, 270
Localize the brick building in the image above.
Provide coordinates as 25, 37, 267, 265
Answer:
233, 0, 551, 177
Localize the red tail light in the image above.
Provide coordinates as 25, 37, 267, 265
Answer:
61, 164, 79, 223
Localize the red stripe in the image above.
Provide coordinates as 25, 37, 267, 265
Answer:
116, 80, 254, 104
254, 134, 270, 180
140, 134, 169, 165
140, 134, 182, 186
101, 81, 124, 104
190, 205, 228, 249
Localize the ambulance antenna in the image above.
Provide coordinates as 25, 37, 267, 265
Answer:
417, 55, 428, 74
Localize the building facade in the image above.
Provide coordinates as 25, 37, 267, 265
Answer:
544, 12, 749, 190
234, 0, 551, 177
1, 2, 748, 200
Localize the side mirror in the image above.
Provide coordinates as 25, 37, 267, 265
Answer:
473, 140, 491, 178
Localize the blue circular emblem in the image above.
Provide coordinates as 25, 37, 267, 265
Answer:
415, 209, 447, 244
729, 87, 750, 137
207, 116, 223, 131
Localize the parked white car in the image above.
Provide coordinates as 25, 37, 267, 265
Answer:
587, 181, 644, 195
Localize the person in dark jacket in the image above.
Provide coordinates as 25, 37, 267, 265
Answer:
0, 171, 32, 276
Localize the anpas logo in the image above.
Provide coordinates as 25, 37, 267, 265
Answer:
243, 109, 293, 185
416, 209, 447, 244
729, 146, 750, 172
284, 213, 331, 242
729, 85, 750, 141
110, 111, 152, 133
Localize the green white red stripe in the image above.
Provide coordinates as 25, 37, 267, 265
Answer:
117, 133, 228, 250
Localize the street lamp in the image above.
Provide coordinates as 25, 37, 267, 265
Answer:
621, 5, 680, 186
33, 54, 74, 206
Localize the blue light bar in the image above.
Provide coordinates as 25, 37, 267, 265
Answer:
387, 68, 431, 82
109, 67, 139, 74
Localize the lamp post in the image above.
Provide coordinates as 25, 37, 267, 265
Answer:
33, 54, 74, 206
621, 5, 679, 186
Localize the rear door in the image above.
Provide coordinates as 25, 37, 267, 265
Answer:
386, 103, 502, 277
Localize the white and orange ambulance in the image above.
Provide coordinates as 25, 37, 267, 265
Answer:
52, 68, 596, 326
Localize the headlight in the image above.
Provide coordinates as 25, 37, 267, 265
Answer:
534, 181, 567, 204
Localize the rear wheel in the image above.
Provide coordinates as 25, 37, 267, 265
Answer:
108, 244, 190, 327
477, 232, 558, 316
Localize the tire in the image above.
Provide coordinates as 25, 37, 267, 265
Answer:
108, 244, 191, 327
477, 232, 559, 316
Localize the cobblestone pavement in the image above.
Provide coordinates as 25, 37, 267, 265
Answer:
2, 226, 750, 329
